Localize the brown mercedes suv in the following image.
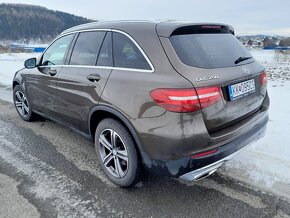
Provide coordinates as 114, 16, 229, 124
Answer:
13, 21, 269, 187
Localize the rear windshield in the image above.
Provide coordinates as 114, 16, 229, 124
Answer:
170, 33, 253, 69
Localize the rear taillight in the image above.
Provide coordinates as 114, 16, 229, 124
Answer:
150, 86, 222, 113
150, 88, 200, 113
259, 71, 267, 86
196, 86, 222, 109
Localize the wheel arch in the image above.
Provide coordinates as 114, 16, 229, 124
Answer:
12, 79, 21, 89
88, 105, 146, 159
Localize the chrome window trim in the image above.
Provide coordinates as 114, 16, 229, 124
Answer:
38, 64, 153, 73
111, 29, 154, 72
41, 28, 155, 73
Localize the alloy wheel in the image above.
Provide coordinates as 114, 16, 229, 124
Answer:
14, 91, 29, 117
98, 129, 129, 178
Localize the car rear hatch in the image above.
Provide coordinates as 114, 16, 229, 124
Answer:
157, 23, 267, 134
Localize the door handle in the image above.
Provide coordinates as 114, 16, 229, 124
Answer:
48, 69, 57, 76
87, 74, 101, 82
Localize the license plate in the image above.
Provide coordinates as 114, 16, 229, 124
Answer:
228, 79, 255, 101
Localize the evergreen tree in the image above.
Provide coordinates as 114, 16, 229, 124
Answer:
0, 3, 94, 41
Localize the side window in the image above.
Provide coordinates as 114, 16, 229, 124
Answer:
70, 31, 106, 66
97, 32, 113, 67
112, 32, 151, 70
42, 34, 73, 66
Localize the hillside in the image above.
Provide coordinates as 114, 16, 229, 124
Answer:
0, 4, 93, 41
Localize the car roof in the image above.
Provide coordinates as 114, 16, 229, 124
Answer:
61, 20, 233, 37
61, 20, 158, 35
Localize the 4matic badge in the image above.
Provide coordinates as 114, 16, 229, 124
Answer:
196, 75, 219, 82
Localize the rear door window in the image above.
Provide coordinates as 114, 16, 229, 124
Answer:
69, 31, 106, 66
170, 32, 253, 69
112, 32, 151, 70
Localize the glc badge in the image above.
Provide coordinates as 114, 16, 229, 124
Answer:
196, 75, 219, 82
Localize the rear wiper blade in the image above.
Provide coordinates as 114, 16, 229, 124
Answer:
234, 56, 252, 64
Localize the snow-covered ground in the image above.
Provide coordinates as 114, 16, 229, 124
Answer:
0, 50, 290, 200
0, 53, 39, 86
221, 82, 290, 199
221, 49, 290, 200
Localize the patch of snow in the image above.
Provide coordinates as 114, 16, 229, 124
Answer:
0, 124, 120, 217
265, 62, 290, 82
220, 49, 290, 200
250, 49, 276, 63
0, 53, 39, 62
0, 53, 39, 87
221, 81, 290, 199
249, 49, 290, 82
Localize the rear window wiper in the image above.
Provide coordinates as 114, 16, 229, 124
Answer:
234, 56, 252, 64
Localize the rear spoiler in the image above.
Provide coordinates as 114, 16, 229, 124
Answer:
171, 25, 235, 36
156, 22, 235, 37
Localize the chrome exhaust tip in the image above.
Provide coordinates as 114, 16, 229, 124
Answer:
179, 151, 239, 182
179, 161, 223, 182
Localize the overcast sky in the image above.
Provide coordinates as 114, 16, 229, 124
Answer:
1, 0, 289, 36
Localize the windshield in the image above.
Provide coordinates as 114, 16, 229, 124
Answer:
170, 33, 253, 69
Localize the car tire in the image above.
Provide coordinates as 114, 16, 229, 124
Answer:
13, 85, 35, 122
95, 118, 141, 187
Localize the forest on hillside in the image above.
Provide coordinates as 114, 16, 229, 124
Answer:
0, 4, 93, 41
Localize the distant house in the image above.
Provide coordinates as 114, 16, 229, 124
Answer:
10, 43, 46, 53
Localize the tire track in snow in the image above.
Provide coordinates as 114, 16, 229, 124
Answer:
0, 135, 123, 217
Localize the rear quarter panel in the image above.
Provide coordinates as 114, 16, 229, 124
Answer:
100, 24, 193, 119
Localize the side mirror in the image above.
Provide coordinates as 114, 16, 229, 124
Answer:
24, 58, 37, 69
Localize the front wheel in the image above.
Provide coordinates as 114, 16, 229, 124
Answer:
13, 85, 35, 121
95, 118, 141, 187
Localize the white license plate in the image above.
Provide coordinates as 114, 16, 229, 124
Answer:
228, 79, 256, 101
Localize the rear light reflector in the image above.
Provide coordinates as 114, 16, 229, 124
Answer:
191, 149, 218, 159
150, 86, 222, 113
259, 71, 267, 86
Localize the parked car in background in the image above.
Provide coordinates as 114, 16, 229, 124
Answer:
13, 21, 269, 187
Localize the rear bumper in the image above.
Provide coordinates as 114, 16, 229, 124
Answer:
142, 112, 268, 178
